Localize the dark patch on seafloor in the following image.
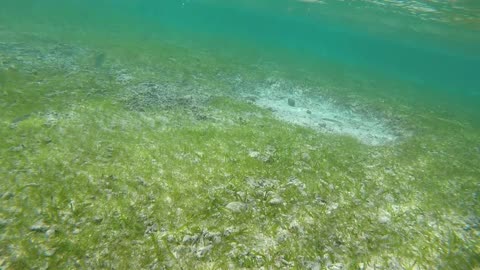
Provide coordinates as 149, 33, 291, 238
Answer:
11, 114, 31, 124
94, 52, 106, 68
121, 82, 209, 119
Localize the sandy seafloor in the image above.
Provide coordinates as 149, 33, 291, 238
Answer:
1, 2, 480, 269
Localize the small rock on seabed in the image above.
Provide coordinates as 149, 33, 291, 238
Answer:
226, 202, 247, 213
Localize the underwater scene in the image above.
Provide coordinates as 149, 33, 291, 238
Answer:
1, 0, 480, 269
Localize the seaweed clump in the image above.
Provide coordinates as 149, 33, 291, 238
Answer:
121, 82, 207, 115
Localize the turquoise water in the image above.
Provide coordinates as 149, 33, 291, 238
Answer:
3, 0, 480, 121
1, 1, 480, 268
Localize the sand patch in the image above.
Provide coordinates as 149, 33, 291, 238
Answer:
246, 80, 401, 146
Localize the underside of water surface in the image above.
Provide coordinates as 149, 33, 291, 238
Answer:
1, 1, 479, 269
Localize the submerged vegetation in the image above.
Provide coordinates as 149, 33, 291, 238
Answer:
1, 31, 479, 269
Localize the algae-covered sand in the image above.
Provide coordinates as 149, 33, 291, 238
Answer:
1, 30, 480, 269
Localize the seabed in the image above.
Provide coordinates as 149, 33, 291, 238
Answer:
0, 29, 479, 269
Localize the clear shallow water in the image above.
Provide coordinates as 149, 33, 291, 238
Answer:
1, 1, 480, 269
2, 0, 480, 123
